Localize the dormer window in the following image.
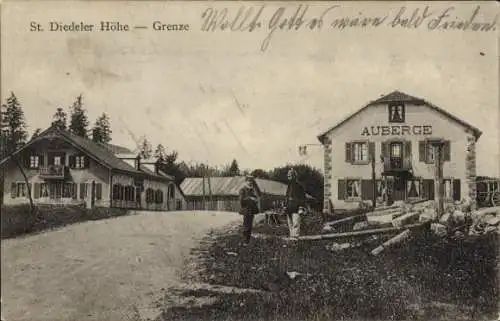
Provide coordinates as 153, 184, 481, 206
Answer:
388, 103, 405, 123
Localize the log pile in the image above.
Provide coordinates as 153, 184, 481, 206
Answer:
311, 198, 500, 255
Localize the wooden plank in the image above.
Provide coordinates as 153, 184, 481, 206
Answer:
298, 222, 426, 241
392, 211, 421, 228
371, 229, 411, 256
324, 214, 366, 227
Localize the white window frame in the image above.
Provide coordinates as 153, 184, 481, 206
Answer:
352, 141, 369, 164
29, 155, 40, 169
443, 178, 453, 200
53, 156, 62, 166
16, 182, 27, 198
406, 178, 423, 200
345, 178, 362, 201
75, 156, 86, 169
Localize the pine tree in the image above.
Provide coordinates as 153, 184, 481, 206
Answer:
227, 159, 240, 176
2, 92, 28, 153
91, 113, 112, 144
69, 94, 89, 137
154, 144, 166, 161
31, 128, 42, 140
138, 138, 152, 159
52, 107, 67, 130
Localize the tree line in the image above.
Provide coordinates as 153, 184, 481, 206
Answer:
1, 92, 324, 209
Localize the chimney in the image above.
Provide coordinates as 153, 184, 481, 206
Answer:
154, 159, 160, 175
135, 154, 141, 170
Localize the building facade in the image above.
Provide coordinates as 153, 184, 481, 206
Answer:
0, 126, 186, 210
318, 91, 482, 211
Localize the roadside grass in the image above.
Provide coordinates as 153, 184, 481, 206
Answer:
157, 213, 498, 321
1, 204, 131, 239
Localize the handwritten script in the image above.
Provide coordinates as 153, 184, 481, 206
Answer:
200, 5, 498, 51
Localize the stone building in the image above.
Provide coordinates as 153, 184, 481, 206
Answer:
318, 91, 482, 211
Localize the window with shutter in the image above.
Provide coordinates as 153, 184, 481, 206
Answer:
407, 179, 422, 199
346, 179, 361, 199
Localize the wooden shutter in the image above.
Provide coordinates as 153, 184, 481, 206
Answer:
443, 140, 451, 162
368, 142, 375, 161
34, 183, 40, 199
404, 140, 412, 159
69, 155, 75, 168
84, 156, 90, 168
345, 143, 352, 163
418, 141, 426, 162
39, 155, 44, 167
422, 179, 435, 200
96, 184, 102, 200
80, 183, 86, 199
453, 179, 461, 201
381, 141, 389, 160
72, 183, 77, 199
48, 154, 54, 165
338, 179, 346, 200
361, 179, 374, 201
11, 182, 16, 198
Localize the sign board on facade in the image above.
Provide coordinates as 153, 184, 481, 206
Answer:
361, 125, 433, 136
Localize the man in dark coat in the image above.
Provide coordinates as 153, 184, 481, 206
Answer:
239, 175, 261, 245
285, 169, 307, 239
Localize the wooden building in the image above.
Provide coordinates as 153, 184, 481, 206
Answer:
180, 176, 292, 212
318, 91, 482, 211
0, 126, 186, 210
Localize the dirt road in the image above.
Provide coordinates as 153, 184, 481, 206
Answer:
1, 210, 240, 321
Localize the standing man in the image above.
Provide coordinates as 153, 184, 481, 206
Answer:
285, 169, 307, 239
239, 175, 261, 245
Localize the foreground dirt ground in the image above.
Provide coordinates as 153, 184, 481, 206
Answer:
1, 210, 241, 321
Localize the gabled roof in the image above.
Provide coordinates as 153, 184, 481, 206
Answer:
317, 90, 483, 143
0, 126, 172, 183
180, 176, 314, 199
102, 143, 134, 155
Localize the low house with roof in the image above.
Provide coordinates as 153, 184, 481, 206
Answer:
0, 126, 186, 211
181, 176, 306, 212
317, 90, 482, 211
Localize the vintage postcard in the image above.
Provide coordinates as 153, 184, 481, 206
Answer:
0, 1, 499, 321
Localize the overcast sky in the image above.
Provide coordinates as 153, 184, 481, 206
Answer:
1, 1, 498, 175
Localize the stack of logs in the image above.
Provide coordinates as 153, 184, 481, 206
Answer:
301, 198, 500, 255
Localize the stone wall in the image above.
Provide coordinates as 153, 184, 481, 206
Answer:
465, 132, 477, 207
323, 137, 333, 213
